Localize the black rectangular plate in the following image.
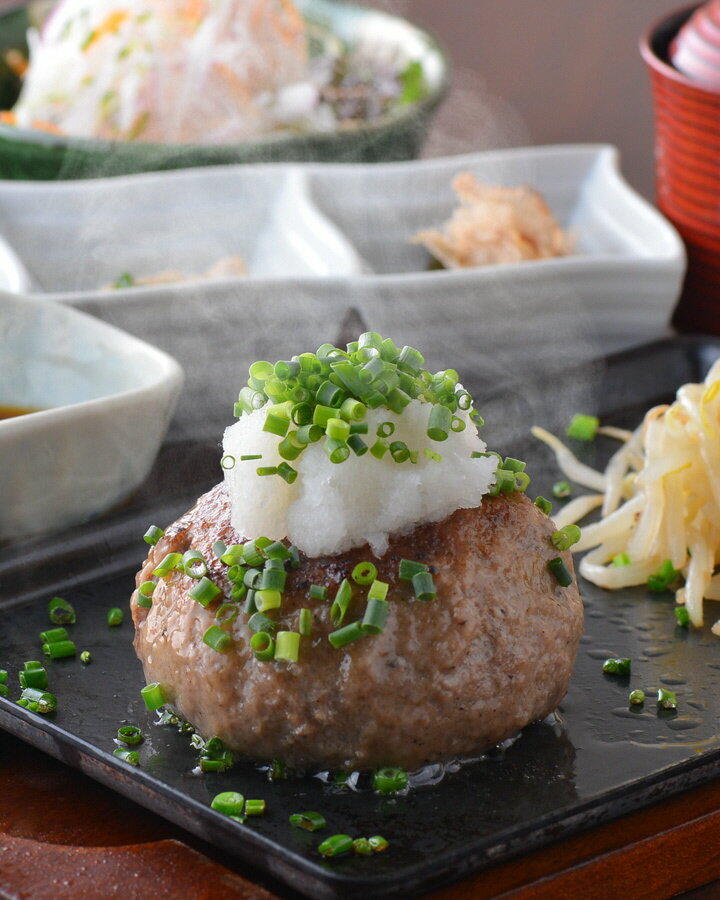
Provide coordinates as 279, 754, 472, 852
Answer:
2, 335, 720, 900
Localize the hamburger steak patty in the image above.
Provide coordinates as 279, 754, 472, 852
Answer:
131, 483, 583, 771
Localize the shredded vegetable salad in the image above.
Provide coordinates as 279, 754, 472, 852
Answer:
8, 0, 427, 143
533, 359, 720, 634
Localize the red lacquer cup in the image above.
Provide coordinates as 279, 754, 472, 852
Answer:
641, 4, 720, 334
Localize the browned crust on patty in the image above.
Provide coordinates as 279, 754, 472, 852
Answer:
131, 483, 583, 770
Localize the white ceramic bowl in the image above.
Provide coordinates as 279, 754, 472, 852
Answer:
0, 291, 183, 541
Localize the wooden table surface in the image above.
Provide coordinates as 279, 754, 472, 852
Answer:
2, 2, 719, 899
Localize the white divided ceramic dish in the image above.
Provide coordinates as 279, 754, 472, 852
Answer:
0, 165, 364, 291
0, 230, 32, 292
0, 145, 684, 440
0, 291, 183, 541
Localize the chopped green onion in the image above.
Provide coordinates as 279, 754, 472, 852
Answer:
211, 791, 245, 816
309, 584, 328, 601
629, 689, 645, 705
427, 404, 452, 441
80, 651, 92, 664
0, 685, 8, 699
289, 811, 326, 831
244, 568, 261, 589
221, 544, 244, 565
389, 440, 411, 463
535, 496, 552, 515
42, 640, 76, 659
328, 621, 365, 649
113, 748, 140, 765
143, 525, 165, 545
251, 632, 275, 661
613, 552, 631, 567
278, 431, 304, 461
361, 598, 389, 635
243, 588, 257, 613
318, 834, 353, 858
551, 525, 582, 551
48, 596, 75, 625
326, 417, 351, 442
340, 398, 366, 421
256, 589, 282, 612
277, 462, 298, 484
203, 625, 232, 654
245, 799, 266, 817
141, 682, 166, 711
674, 606, 690, 627
220, 454, 236, 470
353, 838, 373, 856
603, 657, 631, 676
368, 580, 389, 602
274, 631, 300, 662
20, 688, 57, 713
19, 662, 48, 690
259, 567, 287, 592
352, 561, 378, 585
548, 557, 573, 587
398, 559, 428, 580
657, 688, 678, 709
489, 468, 516, 495
256, 466, 278, 477
373, 766, 408, 794
215, 603, 239, 627
331, 579, 353, 626
297, 423, 323, 444
117, 725, 144, 746
0, 670, 7, 684
566, 413, 600, 441
377, 421, 395, 438
412, 571, 436, 601
266, 541, 291, 560
153, 553, 183, 578
347, 433, 368, 456
39, 627, 68, 644
298, 608, 313, 636
138, 579, 156, 597
248, 611, 276, 634
107, 607, 124, 627
242, 540, 265, 567
182, 549, 208, 579
263, 412, 290, 438
423, 448, 442, 463
188, 577, 222, 608
648, 560, 681, 593
370, 439, 388, 459
552, 480, 573, 499
324, 436, 350, 464
112, 272, 135, 289
368, 835, 389, 853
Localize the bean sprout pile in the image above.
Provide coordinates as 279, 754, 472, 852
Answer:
533, 359, 720, 634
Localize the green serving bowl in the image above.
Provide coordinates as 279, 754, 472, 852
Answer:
0, 0, 449, 180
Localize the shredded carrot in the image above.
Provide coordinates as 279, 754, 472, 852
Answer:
31, 119, 64, 135
183, 0, 206, 25
0, 111, 16, 125
249, 0, 303, 46
213, 62, 254, 108
4, 49, 28, 78
83, 10, 129, 52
